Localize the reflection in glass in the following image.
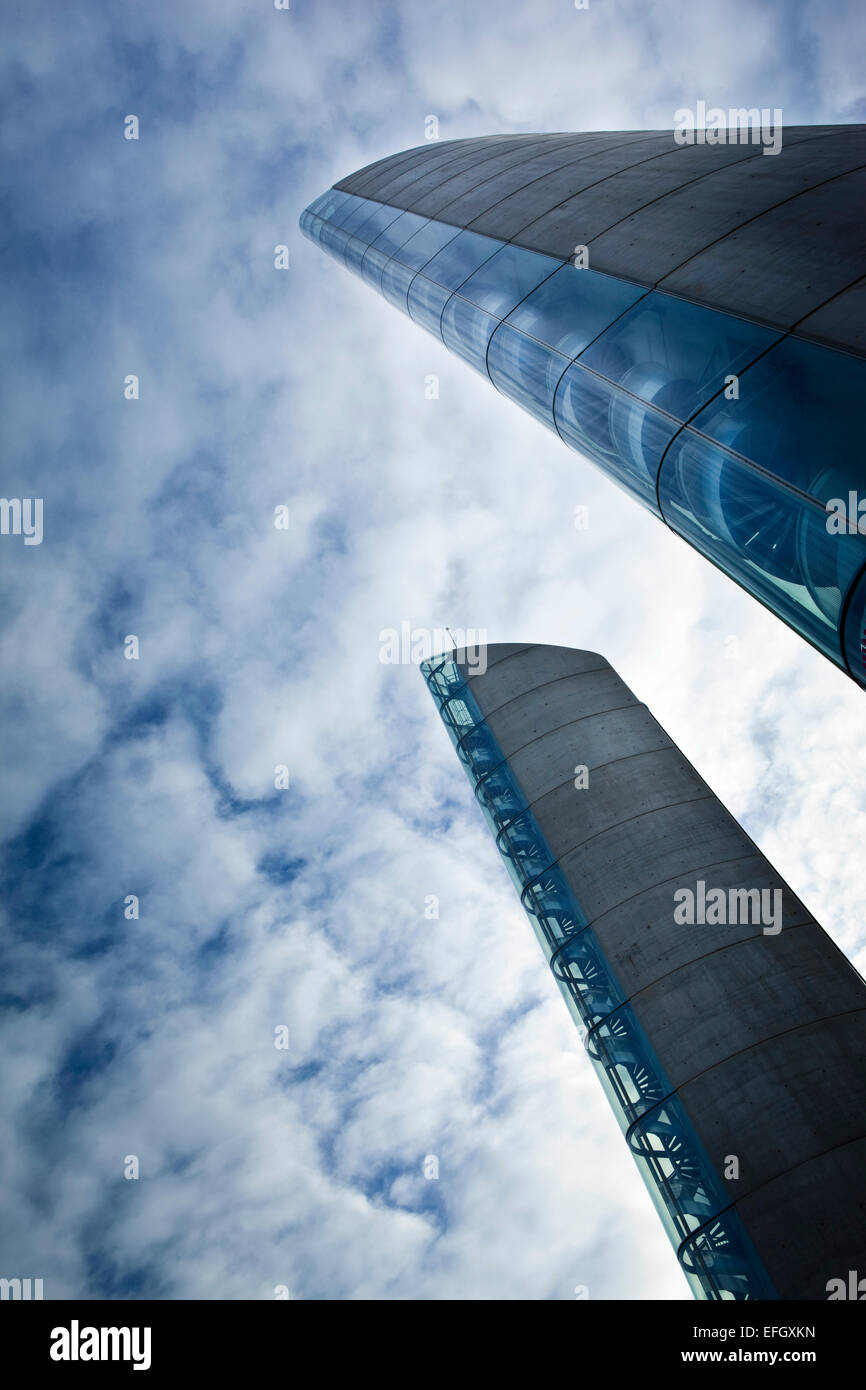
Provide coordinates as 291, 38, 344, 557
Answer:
841, 567, 866, 687
380, 257, 417, 314
693, 335, 866, 498
367, 210, 428, 258
324, 192, 367, 227
441, 297, 499, 376
419, 228, 501, 290
391, 217, 461, 270
554, 364, 676, 511
506, 264, 646, 359
660, 430, 866, 660
488, 324, 569, 429
457, 243, 561, 318
581, 292, 780, 421
407, 275, 452, 338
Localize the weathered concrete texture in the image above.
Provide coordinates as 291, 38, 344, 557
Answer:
334, 127, 866, 356
455, 641, 866, 1300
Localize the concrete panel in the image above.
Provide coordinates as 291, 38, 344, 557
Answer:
464, 643, 609, 712
793, 275, 866, 356
657, 166, 866, 330
467, 134, 683, 241
335, 142, 456, 196
736, 1137, 866, 1300
483, 668, 633, 755
335, 137, 501, 197
340, 125, 856, 197
438, 137, 628, 229
371, 137, 540, 207
558, 796, 751, 923
529, 747, 713, 861
681, 1010, 866, 1200
506, 703, 673, 803
589, 132, 866, 304
514, 142, 760, 263
455, 641, 531, 674
369, 142, 506, 205
589, 855, 814, 996
407, 136, 579, 217
632, 924, 866, 1085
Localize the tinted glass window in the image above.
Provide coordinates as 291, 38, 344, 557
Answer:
441, 297, 498, 377
339, 196, 381, 234
381, 258, 417, 313
419, 229, 501, 290
345, 201, 405, 244
368, 210, 428, 259
393, 219, 461, 270
488, 324, 569, 430
660, 430, 866, 662
841, 567, 866, 686
692, 336, 866, 500
327, 193, 368, 227
506, 265, 646, 360
303, 189, 354, 224
457, 244, 561, 318
407, 275, 452, 338
581, 292, 779, 421
554, 363, 675, 512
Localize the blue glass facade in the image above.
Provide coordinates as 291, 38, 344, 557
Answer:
420, 652, 776, 1301
301, 191, 866, 686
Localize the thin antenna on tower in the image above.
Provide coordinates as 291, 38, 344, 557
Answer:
445, 626, 457, 651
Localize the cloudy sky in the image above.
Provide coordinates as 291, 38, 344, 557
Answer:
2, 0, 865, 1301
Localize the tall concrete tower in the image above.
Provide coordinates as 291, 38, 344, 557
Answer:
301, 128, 866, 686
421, 643, 866, 1300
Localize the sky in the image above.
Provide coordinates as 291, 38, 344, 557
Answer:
1, 0, 865, 1301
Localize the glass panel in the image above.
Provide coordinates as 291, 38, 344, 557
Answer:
841, 567, 866, 687
441, 296, 498, 377
580, 291, 780, 421
301, 191, 334, 218
317, 222, 353, 257
359, 245, 389, 290
381, 257, 417, 314
342, 233, 375, 273
475, 764, 526, 823
302, 189, 355, 225
367, 210, 428, 259
497, 811, 553, 888
659, 430, 866, 663
554, 364, 676, 512
456, 243, 561, 318
692, 335, 866, 501
344, 200, 405, 245
488, 324, 570, 429
407, 275, 452, 338
326, 192, 368, 228
299, 208, 319, 240
392, 218, 461, 270
456, 725, 502, 776
418, 228, 501, 290
339, 196, 382, 234
506, 264, 646, 359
